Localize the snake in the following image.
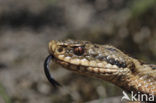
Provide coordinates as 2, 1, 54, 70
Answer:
44, 39, 156, 102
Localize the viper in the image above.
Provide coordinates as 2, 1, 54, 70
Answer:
44, 40, 156, 102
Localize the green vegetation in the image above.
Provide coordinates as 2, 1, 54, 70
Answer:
0, 83, 11, 103
131, 0, 156, 17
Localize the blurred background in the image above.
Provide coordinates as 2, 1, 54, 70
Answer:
0, 0, 156, 103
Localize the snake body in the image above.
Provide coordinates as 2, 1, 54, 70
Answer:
46, 39, 156, 100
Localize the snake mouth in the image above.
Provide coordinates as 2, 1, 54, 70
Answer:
52, 54, 122, 77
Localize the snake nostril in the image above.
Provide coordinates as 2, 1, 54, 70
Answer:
56, 46, 65, 54
58, 47, 63, 52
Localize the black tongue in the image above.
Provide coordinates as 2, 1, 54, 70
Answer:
44, 54, 61, 88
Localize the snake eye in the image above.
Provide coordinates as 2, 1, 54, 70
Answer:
73, 46, 84, 56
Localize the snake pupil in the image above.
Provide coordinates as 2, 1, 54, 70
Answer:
74, 46, 84, 56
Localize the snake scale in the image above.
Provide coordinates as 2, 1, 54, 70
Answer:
44, 39, 156, 102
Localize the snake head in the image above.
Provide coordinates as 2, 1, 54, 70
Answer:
46, 40, 156, 96
48, 39, 135, 81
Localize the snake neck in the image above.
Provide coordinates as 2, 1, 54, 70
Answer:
113, 59, 156, 96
